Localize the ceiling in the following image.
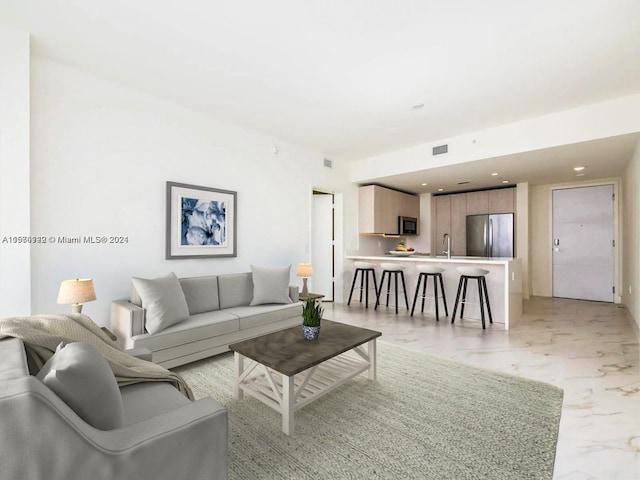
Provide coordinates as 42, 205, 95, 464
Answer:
1, 0, 639, 192
372, 132, 640, 194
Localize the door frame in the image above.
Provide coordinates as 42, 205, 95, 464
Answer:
311, 188, 338, 302
548, 179, 621, 303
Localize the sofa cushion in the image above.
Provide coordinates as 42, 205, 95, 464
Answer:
36, 342, 124, 430
132, 310, 239, 351
218, 273, 254, 309
179, 276, 220, 315
228, 303, 302, 330
131, 272, 190, 334
249, 265, 293, 306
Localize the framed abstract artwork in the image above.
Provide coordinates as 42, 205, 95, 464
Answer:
166, 181, 237, 259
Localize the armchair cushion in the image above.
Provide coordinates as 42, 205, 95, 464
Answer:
132, 272, 190, 334
249, 264, 293, 306
36, 341, 124, 430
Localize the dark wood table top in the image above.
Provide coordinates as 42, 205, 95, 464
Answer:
229, 320, 381, 376
298, 293, 325, 301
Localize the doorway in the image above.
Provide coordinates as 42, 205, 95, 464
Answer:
552, 185, 615, 302
311, 191, 335, 301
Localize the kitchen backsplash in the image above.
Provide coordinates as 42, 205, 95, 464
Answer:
353, 234, 430, 256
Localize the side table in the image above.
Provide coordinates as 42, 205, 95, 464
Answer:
298, 293, 325, 306
298, 293, 325, 302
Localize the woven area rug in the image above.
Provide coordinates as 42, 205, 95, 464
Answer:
174, 341, 563, 480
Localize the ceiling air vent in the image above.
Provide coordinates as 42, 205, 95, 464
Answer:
432, 144, 448, 156
324, 158, 332, 168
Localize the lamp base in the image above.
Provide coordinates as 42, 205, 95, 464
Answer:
301, 278, 309, 297
71, 304, 83, 314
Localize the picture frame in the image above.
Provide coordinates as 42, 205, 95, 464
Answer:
166, 181, 237, 259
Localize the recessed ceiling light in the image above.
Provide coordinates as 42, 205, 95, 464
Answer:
502, 180, 509, 184
573, 166, 586, 171
412, 103, 424, 110
437, 188, 444, 192
421, 182, 428, 186
491, 172, 499, 176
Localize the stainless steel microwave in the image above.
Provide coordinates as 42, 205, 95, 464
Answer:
398, 216, 418, 235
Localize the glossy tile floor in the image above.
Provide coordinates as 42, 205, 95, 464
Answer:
325, 296, 639, 480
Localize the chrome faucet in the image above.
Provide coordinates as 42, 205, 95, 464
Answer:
442, 233, 451, 259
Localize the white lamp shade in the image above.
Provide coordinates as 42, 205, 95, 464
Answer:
57, 278, 97, 305
296, 263, 313, 277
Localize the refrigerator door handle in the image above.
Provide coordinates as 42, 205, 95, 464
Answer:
482, 221, 488, 256
488, 218, 493, 257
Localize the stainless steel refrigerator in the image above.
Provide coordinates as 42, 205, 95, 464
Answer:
466, 213, 514, 257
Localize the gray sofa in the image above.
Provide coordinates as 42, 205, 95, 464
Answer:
0, 336, 228, 480
111, 272, 302, 368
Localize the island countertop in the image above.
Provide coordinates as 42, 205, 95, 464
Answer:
346, 254, 514, 264
346, 255, 522, 329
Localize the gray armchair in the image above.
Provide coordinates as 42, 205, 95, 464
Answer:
0, 337, 228, 480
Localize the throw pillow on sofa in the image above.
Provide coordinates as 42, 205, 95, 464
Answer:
250, 264, 293, 306
37, 342, 124, 430
132, 272, 190, 334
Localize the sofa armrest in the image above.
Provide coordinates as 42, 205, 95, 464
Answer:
289, 285, 299, 303
0, 376, 228, 480
110, 299, 145, 349
125, 347, 152, 362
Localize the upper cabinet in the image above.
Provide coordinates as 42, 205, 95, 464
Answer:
358, 185, 420, 235
488, 187, 515, 213
464, 188, 515, 215
466, 191, 489, 215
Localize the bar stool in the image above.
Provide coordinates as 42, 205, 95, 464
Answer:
451, 267, 493, 329
347, 262, 379, 308
375, 263, 409, 314
410, 265, 448, 320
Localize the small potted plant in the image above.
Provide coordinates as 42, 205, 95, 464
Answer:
301, 298, 323, 340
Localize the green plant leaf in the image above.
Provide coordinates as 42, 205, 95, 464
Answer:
302, 298, 323, 327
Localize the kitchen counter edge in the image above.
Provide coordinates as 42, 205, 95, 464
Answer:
346, 255, 516, 265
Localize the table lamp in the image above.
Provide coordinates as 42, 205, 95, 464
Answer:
296, 263, 313, 297
57, 278, 97, 313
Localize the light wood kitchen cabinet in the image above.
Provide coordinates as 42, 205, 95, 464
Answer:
432, 186, 516, 255
358, 185, 420, 234
432, 195, 451, 255
466, 190, 489, 215
489, 188, 515, 213
450, 193, 467, 255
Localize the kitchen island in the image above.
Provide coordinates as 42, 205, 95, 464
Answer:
346, 254, 522, 329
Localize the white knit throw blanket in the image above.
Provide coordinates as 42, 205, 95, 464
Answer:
0, 313, 194, 400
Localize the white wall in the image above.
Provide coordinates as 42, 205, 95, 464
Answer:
622, 141, 639, 332
0, 27, 31, 318
28, 56, 351, 326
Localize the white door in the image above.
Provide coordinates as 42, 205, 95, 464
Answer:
311, 192, 334, 300
552, 185, 614, 302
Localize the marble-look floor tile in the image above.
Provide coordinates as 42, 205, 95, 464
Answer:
326, 296, 640, 479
